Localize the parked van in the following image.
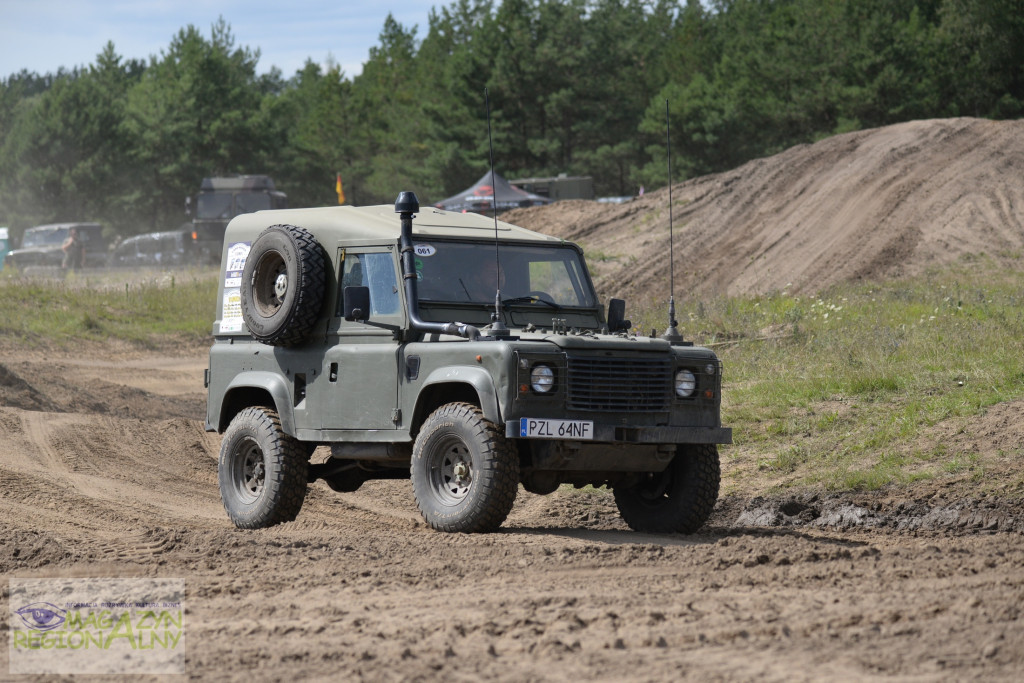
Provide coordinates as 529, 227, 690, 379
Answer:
110, 229, 193, 267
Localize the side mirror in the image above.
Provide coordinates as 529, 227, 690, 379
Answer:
344, 286, 371, 321
607, 298, 631, 333
184, 196, 192, 218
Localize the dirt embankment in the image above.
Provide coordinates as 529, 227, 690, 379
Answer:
506, 117, 1024, 302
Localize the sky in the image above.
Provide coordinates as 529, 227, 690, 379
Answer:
0, 0, 443, 80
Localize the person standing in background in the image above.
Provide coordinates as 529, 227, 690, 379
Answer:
62, 226, 85, 271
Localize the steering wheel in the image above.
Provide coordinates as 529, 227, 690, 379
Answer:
526, 290, 556, 304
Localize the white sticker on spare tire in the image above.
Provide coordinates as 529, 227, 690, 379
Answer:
413, 244, 436, 256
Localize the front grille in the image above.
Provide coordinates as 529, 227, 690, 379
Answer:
566, 356, 672, 412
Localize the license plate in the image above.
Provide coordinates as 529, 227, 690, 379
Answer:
519, 418, 594, 440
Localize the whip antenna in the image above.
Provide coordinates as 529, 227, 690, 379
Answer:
661, 99, 683, 343
485, 87, 508, 334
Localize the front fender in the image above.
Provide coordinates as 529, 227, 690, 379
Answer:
420, 365, 501, 423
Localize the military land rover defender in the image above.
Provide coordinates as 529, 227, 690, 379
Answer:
205, 192, 731, 533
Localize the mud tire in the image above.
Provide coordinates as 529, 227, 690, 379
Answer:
241, 224, 325, 346
219, 406, 308, 528
613, 444, 720, 534
411, 403, 519, 533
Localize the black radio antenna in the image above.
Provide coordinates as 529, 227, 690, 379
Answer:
661, 99, 683, 343
485, 87, 508, 334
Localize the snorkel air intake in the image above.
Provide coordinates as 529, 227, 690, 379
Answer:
396, 192, 481, 341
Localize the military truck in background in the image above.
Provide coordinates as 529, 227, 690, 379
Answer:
187, 175, 287, 264
205, 191, 731, 534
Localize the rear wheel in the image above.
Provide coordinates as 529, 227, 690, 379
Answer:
411, 403, 519, 533
614, 444, 720, 534
219, 407, 308, 528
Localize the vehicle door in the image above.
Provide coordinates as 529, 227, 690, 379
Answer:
318, 246, 404, 432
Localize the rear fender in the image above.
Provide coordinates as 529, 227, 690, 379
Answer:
215, 371, 294, 434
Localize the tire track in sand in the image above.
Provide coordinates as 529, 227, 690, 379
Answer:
9, 409, 224, 531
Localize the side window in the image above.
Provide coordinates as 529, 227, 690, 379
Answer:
340, 251, 400, 317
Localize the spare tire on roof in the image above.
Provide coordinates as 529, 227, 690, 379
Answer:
241, 224, 326, 346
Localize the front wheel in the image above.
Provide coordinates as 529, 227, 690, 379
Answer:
614, 444, 720, 534
218, 407, 308, 528
411, 403, 519, 533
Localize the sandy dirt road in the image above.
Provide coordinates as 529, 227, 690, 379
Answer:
1, 340, 1022, 681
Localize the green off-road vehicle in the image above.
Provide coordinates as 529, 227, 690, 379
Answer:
205, 192, 731, 533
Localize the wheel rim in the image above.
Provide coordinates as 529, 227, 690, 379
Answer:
233, 437, 266, 504
428, 436, 473, 505
251, 251, 287, 317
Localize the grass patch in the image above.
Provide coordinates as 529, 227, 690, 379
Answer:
631, 263, 1024, 494
0, 269, 218, 348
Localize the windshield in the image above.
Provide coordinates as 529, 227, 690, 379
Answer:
197, 192, 234, 219
235, 192, 272, 214
416, 242, 596, 308
22, 228, 66, 247
198, 191, 273, 220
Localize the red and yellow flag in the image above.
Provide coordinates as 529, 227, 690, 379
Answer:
336, 173, 345, 205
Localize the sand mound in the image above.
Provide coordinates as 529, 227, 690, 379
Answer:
505, 117, 1024, 301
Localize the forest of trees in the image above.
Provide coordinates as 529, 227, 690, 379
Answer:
1, 0, 1021, 240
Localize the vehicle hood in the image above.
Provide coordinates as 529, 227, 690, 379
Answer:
9, 245, 62, 254
506, 329, 717, 357
6, 245, 62, 258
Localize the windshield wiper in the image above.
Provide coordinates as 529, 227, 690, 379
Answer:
501, 295, 562, 309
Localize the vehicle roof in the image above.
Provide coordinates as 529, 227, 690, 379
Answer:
510, 174, 592, 183
25, 222, 102, 232
201, 175, 276, 192
122, 229, 186, 243
225, 205, 564, 245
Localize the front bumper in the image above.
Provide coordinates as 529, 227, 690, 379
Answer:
505, 421, 732, 445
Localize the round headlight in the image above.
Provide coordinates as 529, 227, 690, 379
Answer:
531, 364, 555, 393
675, 369, 697, 397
